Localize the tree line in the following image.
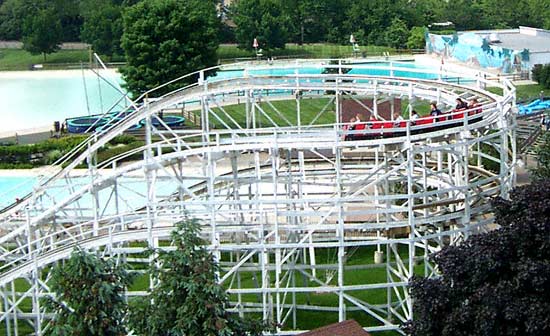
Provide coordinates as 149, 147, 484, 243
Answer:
2, 0, 550, 54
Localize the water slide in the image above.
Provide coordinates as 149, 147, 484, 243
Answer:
517, 98, 550, 115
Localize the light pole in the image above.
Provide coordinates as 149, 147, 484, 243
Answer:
253, 38, 259, 60
350, 34, 357, 57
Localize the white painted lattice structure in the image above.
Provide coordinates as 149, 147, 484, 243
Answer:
0, 60, 516, 335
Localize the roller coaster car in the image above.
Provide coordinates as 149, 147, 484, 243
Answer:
344, 109, 483, 141
416, 116, 435, 125
451, 109, 465, 120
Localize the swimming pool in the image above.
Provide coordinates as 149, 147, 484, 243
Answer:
208, 61, 439, 81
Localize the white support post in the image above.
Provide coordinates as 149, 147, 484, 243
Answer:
2, 285, 12, 336
373, 93, 378, 118
271, 139, 283, 329
406, 144, 415, 320
335, 145, 345, 322
296, 88, 302, 132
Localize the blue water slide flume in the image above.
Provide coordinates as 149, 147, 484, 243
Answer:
517, 98, 550, 115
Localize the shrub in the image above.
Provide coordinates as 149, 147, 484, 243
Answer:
96, 141, 145, 164
532, 63, 550, 88
109, 134, 138, 146
45, 149, 63, 164
407, 26, 428, 50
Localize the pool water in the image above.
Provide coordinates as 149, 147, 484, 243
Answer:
347, 62, 438, 79
208, 62, 438, 81
0, 70, 128, 133
0, 176, 37, 209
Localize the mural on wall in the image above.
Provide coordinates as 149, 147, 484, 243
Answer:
426, 32, 530, 74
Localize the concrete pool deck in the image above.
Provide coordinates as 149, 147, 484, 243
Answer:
0, 68, 119, 78
0, 126, 54, 145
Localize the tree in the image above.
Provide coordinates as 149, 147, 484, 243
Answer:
120, 0, 220, 97
22, 6, 63, 60
384, 18, 409, 49
128, 218, 269, 336
81, 0, 124, 57
442, 0, 487, 30
400, 0, 444, 28
279, 0, 350, 44
404, 181, 550, 335
407, 26, 428, 49
46, 248, 131, 336
344, 0, 406, 46
55, 0, 83, 42
532, 132, 550, 179
232, 0, 289, 51
0, 0, 24, 40
0, 0, 81, 42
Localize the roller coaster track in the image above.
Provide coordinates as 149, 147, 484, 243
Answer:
0, 60, 516, 335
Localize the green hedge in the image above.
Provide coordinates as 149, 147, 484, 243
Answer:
0, 135, 88, 168
109, 134, 139, 146
0, 134, 162, 169
97, 141, 145, 164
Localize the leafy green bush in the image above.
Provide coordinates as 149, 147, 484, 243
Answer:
407, 26, 428, 49
532, 131, 550, 179
96, 141, 145, 164
429, 29, 456, 35
0, 163, 34, 169
45, 149, 63, 164
384, 18, 409, 49
46, 249, 132, 335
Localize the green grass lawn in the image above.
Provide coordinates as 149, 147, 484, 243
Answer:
0, 49, 91, 71
487, 83, 550, 103
515, 83, 550, 102
124, 244, 421, 335
206, 97, 337, 129
0, 43, 396, 71
0, 240, 424, 335
203, 96, 432, 130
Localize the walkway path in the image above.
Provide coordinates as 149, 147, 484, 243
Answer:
0, 41, 89, 49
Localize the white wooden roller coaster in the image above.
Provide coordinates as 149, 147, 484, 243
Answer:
0, 59, 516, 335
